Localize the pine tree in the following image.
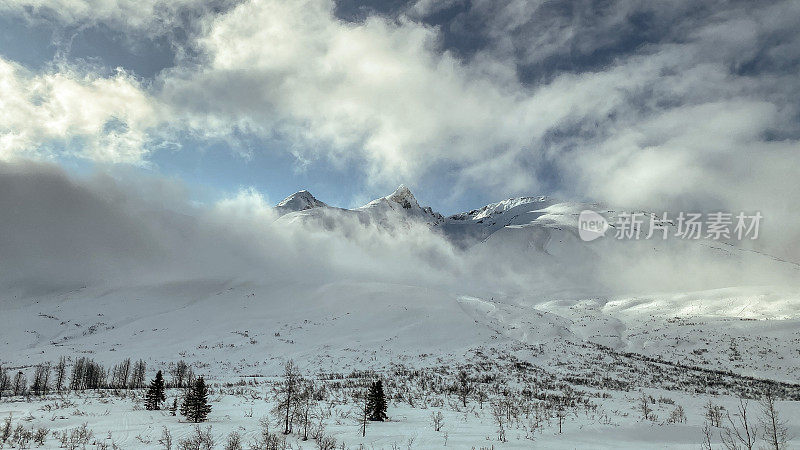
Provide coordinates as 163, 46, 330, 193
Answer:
366, 380, 387, 421
181, 376, 212, 423
145, 370, 166, 410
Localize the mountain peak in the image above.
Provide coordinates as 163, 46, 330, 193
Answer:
275, 190, 327, 215
387, 184, 417, 209
355, 184, 442, 223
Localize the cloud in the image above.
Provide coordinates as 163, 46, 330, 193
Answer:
160, 0, 800, 219
0, 57, 160, 163
0, 0, 235, 38
0, 160, 465, 295
159, 0, 551, 189
1, 0, 799, 260
2, 161, 795, 305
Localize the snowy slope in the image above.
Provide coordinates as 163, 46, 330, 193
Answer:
440, 196, 554, 247
2, 182, 800, 389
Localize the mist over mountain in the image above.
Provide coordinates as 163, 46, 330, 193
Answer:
1, 161, 795, 301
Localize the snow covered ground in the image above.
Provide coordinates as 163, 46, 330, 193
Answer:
2, 183, 799, 448
1, 380, 799, 449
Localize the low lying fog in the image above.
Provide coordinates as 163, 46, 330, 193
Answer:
0, 161, 796, 302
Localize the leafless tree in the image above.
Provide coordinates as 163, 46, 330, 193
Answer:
455, 370, 472, 408
554, 402, 567, 434
295, 380, 316, 441
639, 393, 652, 421
476, 388, 487, 410
668, 405, 686, 424
12, 371, 26, 396
759, 390, 789, 450
359, 387, 369, 438
701, 422, 714, 450
720, 398, 757, 450
54, 357, 67, 393
69, 358, 105, 390
491, 402, 507, 442
706, 399, 724, 428
112, 359, 131, 389
31, 363, 50, 396
1, 415, 11, 444
0, 366, 10, 399
70, 358, 85, 390
170, 360, 190, 389
224, 431, 242, 450
158, 426, 173, 450
430, 410, 444, 432
130, 360, 146, 389
274, 360, 301, 435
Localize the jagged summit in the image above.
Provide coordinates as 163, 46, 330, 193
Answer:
387, 184, 417, 209
356, 184, 443, 224
274, 184, 443, 225
275, 186, 556, 234
361, 184, 419, 210
275, 190, 327, 215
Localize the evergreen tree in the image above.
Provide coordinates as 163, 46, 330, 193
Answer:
181, 376, 212, 423
366, 380, 387, 421
145, 370, 166, 410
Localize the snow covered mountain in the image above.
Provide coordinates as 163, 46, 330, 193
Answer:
269, 185, 799, 305
274, 184, 443, 230
275, 190, 327, 216
274, 184, 554, 242
439, 196, 555, 247
356, 184, 444, 225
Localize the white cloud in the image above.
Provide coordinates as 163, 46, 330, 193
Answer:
0, 0, 228, 36
2, 0, 799, 259
162, 0, 561, 189
0, 58, 160, 163
162, 0, 800, 206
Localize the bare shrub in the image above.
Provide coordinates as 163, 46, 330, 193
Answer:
158, 426, 173, 450
33, 427, 49, 446
224, 431, 242, 450
178, 425, 214, 450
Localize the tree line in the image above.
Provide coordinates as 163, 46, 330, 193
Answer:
0, 357, 200, 399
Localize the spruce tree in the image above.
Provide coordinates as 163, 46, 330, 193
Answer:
181, 376, 211, 423
366, 380, 387, 421
145, 370, 166, 410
